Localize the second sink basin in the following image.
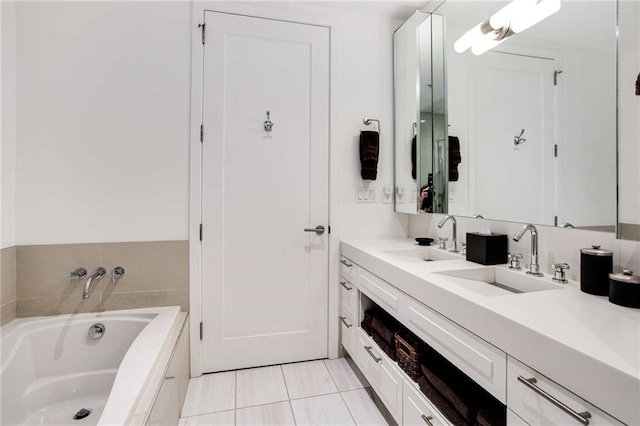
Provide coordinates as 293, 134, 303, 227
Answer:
381, 247, 462, 262
434, 267, 568, 296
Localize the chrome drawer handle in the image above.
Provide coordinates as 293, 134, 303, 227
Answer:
517, 376, 592, 425
421, 414, 434, 426
340, 259, 353, 267
339, 281, 352, 291
364, 346, 381, 363
339, 316, 352, 328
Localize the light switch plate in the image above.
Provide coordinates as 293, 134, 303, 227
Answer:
356, 187, 376, 203
382, 186, 393, 204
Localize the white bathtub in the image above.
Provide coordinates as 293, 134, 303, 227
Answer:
0, 306, 181, 426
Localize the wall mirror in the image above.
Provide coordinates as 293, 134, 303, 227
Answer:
395, 0, 618, 234
394, 11, 447, 214
618, 0, 640, 241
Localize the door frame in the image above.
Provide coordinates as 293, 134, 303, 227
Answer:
188, 3, 340, 378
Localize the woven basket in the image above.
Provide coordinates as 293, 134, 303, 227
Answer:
395, 331, 422, 381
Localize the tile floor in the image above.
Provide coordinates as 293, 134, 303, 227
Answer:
179, 358, 392, 426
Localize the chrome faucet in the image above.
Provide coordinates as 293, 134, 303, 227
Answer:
437, 215, 458, 253
513, 224, 543, 276
83, 267, 106, 299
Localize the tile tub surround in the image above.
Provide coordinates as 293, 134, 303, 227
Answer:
409, 213, 640, 281
13, 240, 188, 318
0, 247, 18, 326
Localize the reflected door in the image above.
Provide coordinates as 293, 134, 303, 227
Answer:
471, 52, 556, 224
200, 11, 330, 372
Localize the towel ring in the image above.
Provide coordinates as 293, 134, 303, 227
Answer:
413, 122, 417, 137
363, 117, 380, 135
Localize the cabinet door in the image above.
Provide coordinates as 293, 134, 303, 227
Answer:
355, 328, 381, 388
402, 380, 452, 426
379, 358, 403, 422
339, 278, 357, 322
340, 312, 356, 356
507, 358, 623, 426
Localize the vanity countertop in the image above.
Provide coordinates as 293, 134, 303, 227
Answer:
341, 238, 640, 425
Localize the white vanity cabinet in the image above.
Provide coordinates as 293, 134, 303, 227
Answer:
402, 381, 452, 426
507, 358, 624, 426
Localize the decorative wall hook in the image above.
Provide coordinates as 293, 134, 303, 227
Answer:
514, 129, 526, 146
264, 111, 274, 133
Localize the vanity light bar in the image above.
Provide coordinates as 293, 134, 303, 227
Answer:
454, 0, 561, 56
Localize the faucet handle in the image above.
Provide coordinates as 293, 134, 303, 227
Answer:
111, 266, 125, 282
552, 263, 570, 283
69, 267, 87, 282
438, 237, 448, 250
508, 253, 523, 270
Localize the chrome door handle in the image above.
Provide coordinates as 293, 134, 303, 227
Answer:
339, 316, 352, 328
517, 376, 592, 425
340, 259, 353, 267
339, 281, 352, 291
421, 415, 434, 426
364, 346, 381, 363
304, 225, 325, 235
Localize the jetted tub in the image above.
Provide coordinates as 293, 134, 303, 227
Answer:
0, 306, 181, 426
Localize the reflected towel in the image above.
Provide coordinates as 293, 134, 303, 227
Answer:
449, 135, 461, 182
411, 135, 417, 180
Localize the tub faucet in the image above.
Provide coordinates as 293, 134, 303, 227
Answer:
437, 215, 458, 253
83, 267, 106, 299
513, 224, 543, 276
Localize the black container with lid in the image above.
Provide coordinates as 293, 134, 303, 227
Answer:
580, 245, 613, 295
609, 270, 640, 308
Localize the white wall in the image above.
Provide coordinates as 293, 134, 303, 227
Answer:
1, 1, 17, 249
13, 1, 192, 245
6, 1, 407, 246
409, 214, 640, 281
335, 10, 408, 238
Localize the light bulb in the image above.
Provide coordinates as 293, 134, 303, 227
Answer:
454, 23, 484, 53
510, 0, 561, 33
489, 0, 537, 30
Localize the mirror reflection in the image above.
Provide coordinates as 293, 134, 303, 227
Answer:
398, 0, 617, 232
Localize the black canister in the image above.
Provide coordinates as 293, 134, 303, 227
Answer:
580, 245, 613, 295
609, 270, 640, 308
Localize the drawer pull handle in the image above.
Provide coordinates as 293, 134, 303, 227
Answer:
421, 415, 434, 426
340, 259, 353, 267
364, 346, 381, 363
339, 316, 352, 328
517, 376, 592, 425
340, 281, 353, 291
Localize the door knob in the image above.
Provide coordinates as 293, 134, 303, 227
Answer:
304, 225, 325, 235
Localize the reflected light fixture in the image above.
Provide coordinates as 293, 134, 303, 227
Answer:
454, 0, 561, 55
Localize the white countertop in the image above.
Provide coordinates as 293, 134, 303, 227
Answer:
341, 238, 640, 425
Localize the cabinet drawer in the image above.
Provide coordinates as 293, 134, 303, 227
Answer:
403, 380, 452, 426
339, 278, 358, 320
507, 408, 529, 425
340, 256, 357, 283
402, 298, 507, 403
355, 327, 381, 388
354, 328, 403, 423
340, 312, 356, 356
358, 268, 401, 315
507, 357, 623, 426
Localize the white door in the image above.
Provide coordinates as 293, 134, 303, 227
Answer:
200, 12, 330, 372
471, 51, 556, 225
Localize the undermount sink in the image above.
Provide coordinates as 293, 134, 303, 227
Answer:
381, 247, 462, 262
434, 267, 567, 296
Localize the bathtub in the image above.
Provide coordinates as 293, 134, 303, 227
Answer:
0, 306, 181, 426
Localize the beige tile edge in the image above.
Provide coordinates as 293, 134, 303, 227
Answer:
0, 300, 17, 326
